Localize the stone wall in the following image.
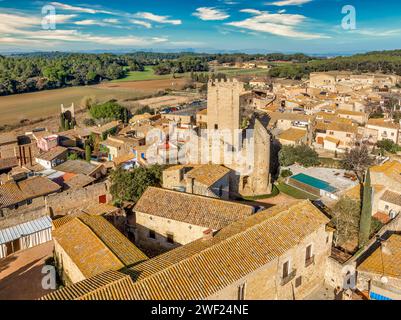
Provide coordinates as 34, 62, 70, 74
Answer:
46, 181, 111, 216
54, 239, 85, 285
208, 225, 332, 300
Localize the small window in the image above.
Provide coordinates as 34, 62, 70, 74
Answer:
214, 124, 218, 130
282, 261, 289, 279
385, 205, 389, 210
166, 233, 174, 244
295, 276, 302, 288
237, 283, 246, 300
149, 230, 156, 239
305, 244, 313, 261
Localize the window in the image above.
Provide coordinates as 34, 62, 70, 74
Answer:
166, 233, 174, 244
282, 261, 290, 279
148, 230, 156, 239
218, 185, 223, 197
237, 283, 246, 300
305, 244, 314, 267
385, 205, 389, 211
214, 124, 218, 130
295, 276, 302, 288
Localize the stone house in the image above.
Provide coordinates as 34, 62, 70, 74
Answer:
54, 160, 106, 180
35, 146, 68, 169
365, 118, 400, 144
132, 186, 254, 253
0, 133, 18, 159
277, 128, 308, 146
162, 164, 231, 199
42, 200, 333, 300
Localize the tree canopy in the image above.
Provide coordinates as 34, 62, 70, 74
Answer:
279, 144, 320, 168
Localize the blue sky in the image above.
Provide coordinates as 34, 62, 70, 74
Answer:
1, 0, 401, 54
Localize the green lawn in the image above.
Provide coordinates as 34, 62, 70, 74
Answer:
277, 183, 319, 200
113, 66, 187, 82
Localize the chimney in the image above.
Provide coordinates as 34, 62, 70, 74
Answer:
202, 228, 214, 241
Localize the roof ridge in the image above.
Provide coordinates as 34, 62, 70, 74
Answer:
129, 200, 309, 287
71, 215, 126, 267
78, 272, 133, 300
145, 186, 253, 209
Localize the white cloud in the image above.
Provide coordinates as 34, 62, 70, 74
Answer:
193, 7, 230, 21
130, 19, 152, 29
350, 29, 401, 37
227, 9, 329, 39
134, 12, 182, 25
50, 2, 114, 14
0, 12, 167, 48
103, 19, 119, 24
75, 19, 108, 27
266, 0, 313, 6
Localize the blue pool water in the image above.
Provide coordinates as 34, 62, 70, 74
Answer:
291, 173, 337, 193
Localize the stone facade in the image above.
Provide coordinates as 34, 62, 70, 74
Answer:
209, 225, 333, 300
46, 181, 111, 216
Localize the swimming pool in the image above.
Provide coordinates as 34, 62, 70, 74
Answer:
290, 173, 337, 193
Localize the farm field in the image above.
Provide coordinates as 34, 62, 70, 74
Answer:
0, 78, 190, 126
213, 67, 270, 77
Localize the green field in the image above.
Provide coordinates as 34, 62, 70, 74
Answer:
277, 183, 319, 200
113, 66, 187, 82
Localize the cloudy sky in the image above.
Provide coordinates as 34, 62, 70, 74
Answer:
0, 0, 401, 54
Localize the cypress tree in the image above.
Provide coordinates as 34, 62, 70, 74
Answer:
64, 119, 70, 131
85, 143, 92, 162
359, 169, 372, 248
60, 112, 65, 130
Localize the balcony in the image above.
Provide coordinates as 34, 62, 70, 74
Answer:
281, 269, 297, 286
305, 255, 315, 268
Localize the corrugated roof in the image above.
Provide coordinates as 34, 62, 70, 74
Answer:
134, 187, 254, 230
0, 216, 52, 245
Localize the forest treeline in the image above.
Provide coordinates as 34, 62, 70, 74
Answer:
2, 50, 401, 96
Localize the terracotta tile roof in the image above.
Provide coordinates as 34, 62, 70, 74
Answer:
43, 200, 330, 300
186, 164, 230, 187
370, 161, 401, 185
113, 153, 135, 166
90, 121, 120, 135
324, 136, 340, 145
83, 203, 118, 216
18, 176, 61, 198
53, 214, 147, 278
123, 200, 330, 300
36, 146, 67, 162
380, 190, 401, 207
343, 184, 384, 200
0, 176, 60, 208
41, 270, 137, 300
134, 187, 254, 230
367, 118, 400, 129
358, 234, 401, 279
0, 181, 28, 208
63, 174, 95, 189
278, 128, 307, 142
0, 157, 18, 171
337, 109, 365, 116
372, 212, 391, 224
54, 160, 99, 176
327, 121, 358, 133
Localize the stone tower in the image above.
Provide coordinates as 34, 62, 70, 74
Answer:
207, 78, 245, 132
61, 103, 75, 121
